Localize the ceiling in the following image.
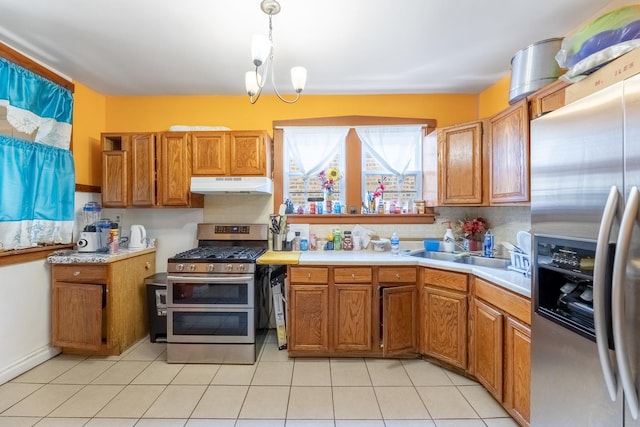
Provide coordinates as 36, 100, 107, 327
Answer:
0, 0, 615, 96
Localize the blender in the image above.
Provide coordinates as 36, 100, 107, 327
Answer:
77, 202, 103, 252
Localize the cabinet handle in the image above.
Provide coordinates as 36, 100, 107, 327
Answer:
351, 273, 356, 279
145, 262, 151, 270
73, 271, 80, 276
307, 273, 311, 279
395, 273, 400, 279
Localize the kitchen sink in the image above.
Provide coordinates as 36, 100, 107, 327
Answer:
410, 251, 511, 269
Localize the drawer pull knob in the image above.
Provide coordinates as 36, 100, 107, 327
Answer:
352, 273, 356, 279
307, 273, 311, 279
395, 273, 400, 279
145, 262, 151, 270
73, 271, 80, 276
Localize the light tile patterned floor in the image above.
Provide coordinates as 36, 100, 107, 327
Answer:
0, 332, 518, 426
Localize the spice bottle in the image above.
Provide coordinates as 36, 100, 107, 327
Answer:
342, 230, 353, 250
109, 222, 119, 254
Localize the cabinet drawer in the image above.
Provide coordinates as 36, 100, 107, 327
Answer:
378, 267, 417, 283
424, 268, 468, 292
53, 265, 108, 283
334, 267, 372, 283
474, 277, 531, 324
289, 267, 329, 284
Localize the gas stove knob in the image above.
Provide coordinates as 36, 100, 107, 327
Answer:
189, 264, 196, 272
177, 264, 185, 272
226, 263, 233, 272
208, 264, 215, 272
238, 264, 245, 272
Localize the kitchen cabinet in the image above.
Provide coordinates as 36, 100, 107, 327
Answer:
528, 79, 569, 119
377, 267, 418, 356
191, 130, 272, 177
333, 267, 373, 352
489, 99, 530, 204
157, 132, 203, 207
287, 267, 330, 353
101, 132, 203, 208
50, 251, 156, 355
470, 276, 531, 426
420, 267, 468, 369
102, 133, 156, 207
437, 121, 487, 205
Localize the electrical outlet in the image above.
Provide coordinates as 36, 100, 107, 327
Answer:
111, 210, 125, 226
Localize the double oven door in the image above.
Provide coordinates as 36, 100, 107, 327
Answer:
167, 273, 255, 344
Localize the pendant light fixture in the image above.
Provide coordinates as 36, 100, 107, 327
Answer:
245, 0, 307, 104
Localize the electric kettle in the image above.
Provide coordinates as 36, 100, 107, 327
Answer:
128, 225, 147, 249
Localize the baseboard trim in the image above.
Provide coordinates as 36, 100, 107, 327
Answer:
0, 345, 61, 385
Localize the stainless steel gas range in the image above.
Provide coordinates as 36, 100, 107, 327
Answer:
166, 223, 270, 364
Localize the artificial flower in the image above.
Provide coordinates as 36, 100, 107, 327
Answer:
317, 167, 342, 192
456, 217, 488, 240
371, 176, 387, 199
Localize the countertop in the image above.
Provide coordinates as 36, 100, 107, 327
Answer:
258, 249, 531, 298
47, 247, 156, 264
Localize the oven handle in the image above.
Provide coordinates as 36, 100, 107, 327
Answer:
167, 275, 254, 283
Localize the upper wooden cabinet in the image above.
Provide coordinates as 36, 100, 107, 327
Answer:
528, 79, 569, 119
102, 133, 156, 208
191, 130, 272, 177
157, 132, 202, 207
489, 99, 530, 204
437, 121, 487, 205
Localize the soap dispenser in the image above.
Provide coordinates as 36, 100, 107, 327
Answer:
442, 222, 456, 253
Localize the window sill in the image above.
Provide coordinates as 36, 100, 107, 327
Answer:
286, 212, 435, 225
0, 244, 74, 267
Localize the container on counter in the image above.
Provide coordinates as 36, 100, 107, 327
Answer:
309, 233, 317, 250
293, 231, 301, 251
109, 223, 120, 254
333, 228, 341, 251
300, 238, 308, 251
342, 231, 353, 250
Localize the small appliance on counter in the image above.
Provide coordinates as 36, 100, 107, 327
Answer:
128, 225, 147, 249
77, 231, 102, 252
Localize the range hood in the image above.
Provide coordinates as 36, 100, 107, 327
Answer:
190, 176, 273, 195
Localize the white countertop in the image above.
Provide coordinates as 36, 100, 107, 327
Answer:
296, 249, 531, 298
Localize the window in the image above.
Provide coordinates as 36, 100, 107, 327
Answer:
273, 116, 437, 223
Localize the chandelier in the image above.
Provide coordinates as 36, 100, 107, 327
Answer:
245, 0, 307, 104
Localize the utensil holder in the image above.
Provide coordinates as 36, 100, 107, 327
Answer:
272, 232, 286, 251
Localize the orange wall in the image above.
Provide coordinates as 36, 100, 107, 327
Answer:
478, 74, 511, 118
74, 86, 516, 186
72, 82, 106, 185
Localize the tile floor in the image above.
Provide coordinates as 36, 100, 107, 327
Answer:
0, 332, 518, 427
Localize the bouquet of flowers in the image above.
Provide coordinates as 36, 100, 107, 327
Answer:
370, 176, 387, 199
456, 217, 488, 241
317, 167, 342, 194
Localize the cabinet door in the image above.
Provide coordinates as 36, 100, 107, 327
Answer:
102, 151, 128, 208
382, 285, 417, 356
51, 281, 103, 351
229, 132, 267, 176
505, 317, 531, 427
288, 284, 329, 352
333, 283, 372, 352
130, 133, 156, 206
489, 100, 530, 204
437, 121, 484, 205
528, 79, 568, 119
472, 298, 504, 400
158, 132, 191, 206
192, 132, 228, 175
421, 286, 467, 369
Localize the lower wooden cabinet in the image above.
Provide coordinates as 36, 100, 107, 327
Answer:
333, 268, 373, 352
288, 284, 330, 352
505, 317, 532, 426
381, 285, 418, 356
420, 268, 468, 369
471, 298, 504, 398
51, 251, 156, 355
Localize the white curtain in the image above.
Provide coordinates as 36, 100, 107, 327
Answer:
355, 125, 423, 176
283, 126, 349, 179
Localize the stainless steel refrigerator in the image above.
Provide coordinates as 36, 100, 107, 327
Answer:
530, 72, 640, 426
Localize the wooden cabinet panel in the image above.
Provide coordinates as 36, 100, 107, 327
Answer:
505, 317, 531, 426
437, 121, 485, 205
289, 284, 329, 352
424, 268, 468, 292
289, 267, 329, 284
51, 282, 103, 351
53, 265, 107, 283
334, 267, 372, 283
333, 283, 372, 352
472, 298, 504, 400
130, 134, 156, 206
475, 278, 531, 324
489, 100, 530, 204
102, 151, 128, 208
528, 79, 569, 119
158, 132, 192, 206
378, 267, 417, 284
382, 285, 418, 356
422, 286, 467, 369
192, 132, 228, 175
229, 132, 267, 176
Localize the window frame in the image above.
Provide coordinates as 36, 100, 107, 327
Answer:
272, 115, 437, 225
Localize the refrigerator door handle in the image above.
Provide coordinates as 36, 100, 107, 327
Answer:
594, 185, 620, 401
613, 185, 640, 419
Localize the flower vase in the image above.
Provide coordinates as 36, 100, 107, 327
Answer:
368, 199, 376, 214
465, 238, 481, 252
325, 190, 333, 214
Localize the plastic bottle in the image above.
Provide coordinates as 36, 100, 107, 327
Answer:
443, 222, 456, 253
333, 228, 341, 251
390, 232, 400, 255
483, 229, 494, 258
293, 231, 301, 251
109, 222, 119, 254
